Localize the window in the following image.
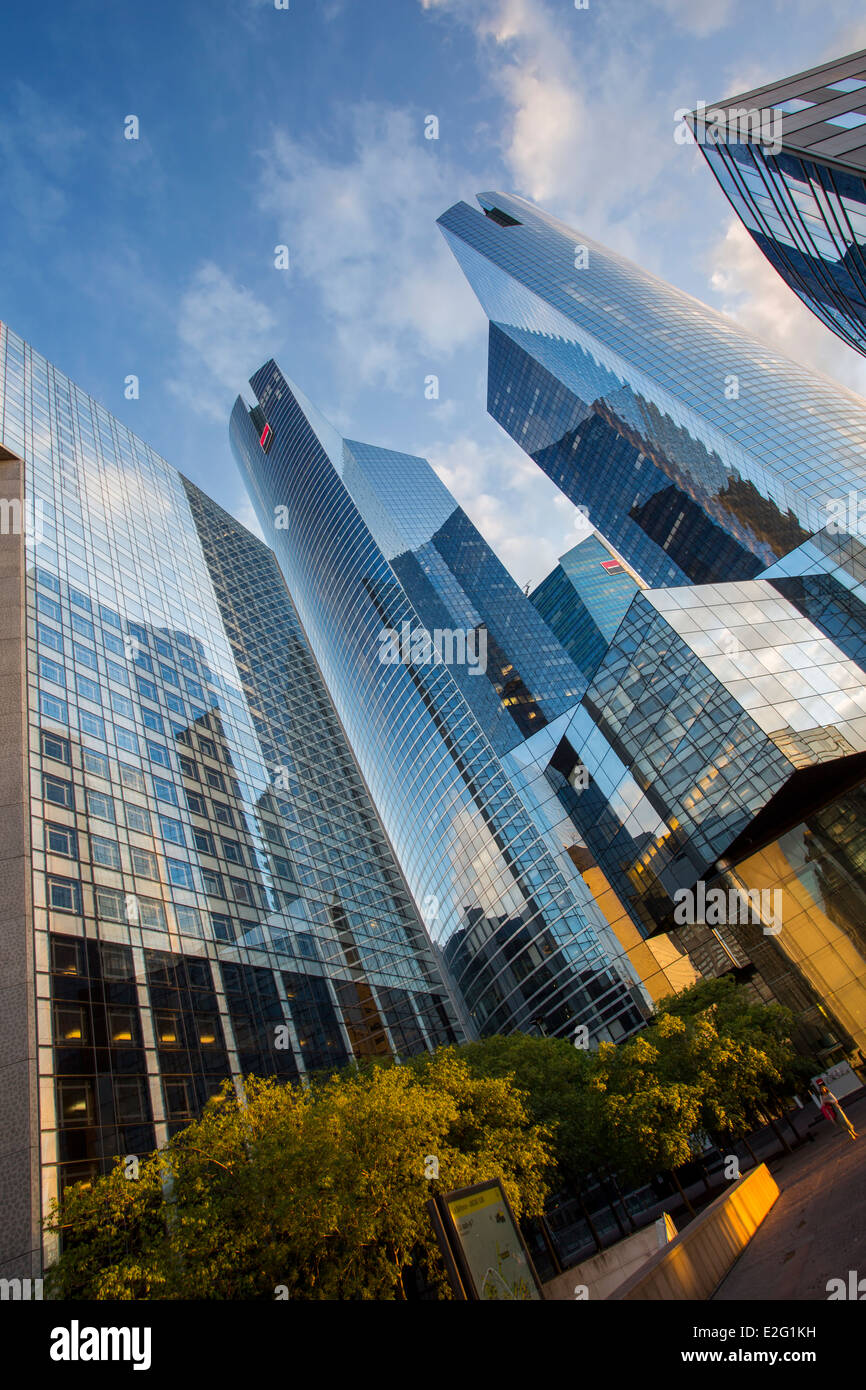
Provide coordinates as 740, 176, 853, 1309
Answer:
153, 777, 177, 805
148, 741, 171, 768
130, 847, 159, 879
114, 1079, 148, 1121
142, 709, 163, 733
41, 730, 70, 763
211, 912, 235, 943
54, 1003, 87, 1045
231, 878, 256, 907
86, 789, 115, 822
73, 642, 98, 670
106, 659, 129, 686
136, 676, 158, 703
221, 838, 244, 866
51, 938, 82, 976
115, 728, 139, 754
202, 869, 225, 898
167, 859, 194, 889
39, 654, 65, 686
58, 1080, 93, 1125
46, 823, 77, 858
48, 876, 82, 914
36, 567, 61, 594
206, 769, 225, 792
139, 897, 167, 929
69, 588, 92, 613
76, 674, 101, 703
175, 905, 203, 937
91, 834, 121, 869
39, 691, 68, 722
95, 886, 125, 922
213, 802, 234, 828
80, 709, 105, 740
38, 623, 63, 653
186, 791, 206, 816
37, 593, 62, 622
110, 692, 135, 719
159, 816, 185, 847
163, 1079, 193, 1118
44, 774, 74, 809
118, 763, 146, 792
125, 804, 151, 834
83, 748, 110, 778
178, 756, 198, 779
107, 1008, 138, 1046
198, 736, 216, 758
193, 828, 215, 855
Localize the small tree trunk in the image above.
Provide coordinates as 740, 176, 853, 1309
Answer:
670, 1168, 696, 1218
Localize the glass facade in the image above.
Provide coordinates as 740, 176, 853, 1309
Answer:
713, 779, 866, 1057
437, 191, 866, 590
0, 323, 461, 1279
688, 50, 866, 357
229, 364, 649, 1049
529, 534, 641, 683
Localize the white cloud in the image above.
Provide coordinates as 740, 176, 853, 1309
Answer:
171, 263, 277, 421
708, 219, 866, 397
420, 0, 691, 260
648, 0, 736, 38
256, 106, 484, 391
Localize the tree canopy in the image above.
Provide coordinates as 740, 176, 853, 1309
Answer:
45, 1051, 552, 1301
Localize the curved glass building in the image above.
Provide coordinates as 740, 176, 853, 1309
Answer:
230, 364, 647, 1045
688, 50, 866, 359
437, 190, 866, 590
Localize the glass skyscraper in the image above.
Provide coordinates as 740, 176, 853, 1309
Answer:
0, 323, 461, 1281
529, 534, 641, 683
437, 191, 866, 591
687, 49, 866, 358
438, 189, 866, 1064
230, 364, 648, 1057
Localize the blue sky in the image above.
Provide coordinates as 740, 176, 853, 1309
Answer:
2, 0, 866, 588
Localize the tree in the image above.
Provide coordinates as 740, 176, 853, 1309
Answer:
433, 1033, 603, 1191
653, 975, 813, 1124
44, 1052, 552, 1300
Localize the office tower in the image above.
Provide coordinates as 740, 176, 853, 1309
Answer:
529, 534, 641, 682
439, 191, 866, 1059
687, 50, 866, 358
437, 191, 866, 593
230, 364, 649, 1055
0, 323, 460, 1281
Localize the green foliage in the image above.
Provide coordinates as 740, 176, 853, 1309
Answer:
44, 1052, 552, 1301
425, 1033, 603, 1189
452, 978, 803, 1188
45, 978, 805, 1299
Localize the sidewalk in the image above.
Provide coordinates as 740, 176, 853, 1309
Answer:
713, 1095, 866, 1300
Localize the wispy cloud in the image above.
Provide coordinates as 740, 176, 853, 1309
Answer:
170, 263, 277, 422
255, 105, 485, 391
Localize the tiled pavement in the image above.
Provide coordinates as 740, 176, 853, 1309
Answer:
714, 1094, 866, 1300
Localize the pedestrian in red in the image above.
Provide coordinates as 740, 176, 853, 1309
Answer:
815, 1078, 858, 1142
